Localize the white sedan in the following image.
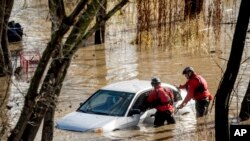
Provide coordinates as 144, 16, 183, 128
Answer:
56, 80, 195, 133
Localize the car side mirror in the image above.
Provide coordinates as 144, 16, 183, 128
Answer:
129, 109, 141, 116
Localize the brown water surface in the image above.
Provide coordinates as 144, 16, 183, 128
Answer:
1, 0, 250, 141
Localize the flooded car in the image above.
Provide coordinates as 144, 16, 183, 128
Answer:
56, 80, 195, 133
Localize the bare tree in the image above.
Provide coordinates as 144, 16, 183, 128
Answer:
215, 0, 250, 140
8, 0, 129, 141
0, 0, 14, 76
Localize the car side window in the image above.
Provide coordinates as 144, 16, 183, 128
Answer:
172, 89, 182, 102
132, 91, 150, 110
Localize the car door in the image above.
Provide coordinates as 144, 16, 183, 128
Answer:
136, 91, 156, 124
139, 86, 183, 123
125, 90, 156, 125
123, 90, 149, 126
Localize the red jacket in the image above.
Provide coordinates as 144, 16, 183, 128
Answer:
147, 85, 175, 112
179, 73, 213, 104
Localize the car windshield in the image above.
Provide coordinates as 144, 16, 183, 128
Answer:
77, 90, 135, 116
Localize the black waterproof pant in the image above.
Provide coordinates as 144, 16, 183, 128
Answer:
154, 110, 176, 127
195, 98, 210, 117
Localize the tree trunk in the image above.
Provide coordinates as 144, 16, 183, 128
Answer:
0, 0, 6, 76
0, 0, 14, 76
8, 43, 60, 141
239, 80, 250, 121
48, 0, 65, 32
95, 0, 107, 44
21, 59, 70, 141
1, 0, 14, 74
18, 0, 106, 140
8, 0, 129, 140
8, 1, 74, 139
29, 1, 128, 140
215, 0, 250, 141
41, 2, 91, 140
62, 0, 106, 54
41, 106, 55, 141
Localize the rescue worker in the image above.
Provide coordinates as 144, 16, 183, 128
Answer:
147, 77, 176, 127
177, 67, 213, 117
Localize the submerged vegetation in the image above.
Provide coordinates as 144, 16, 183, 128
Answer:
135, 0, 238, 54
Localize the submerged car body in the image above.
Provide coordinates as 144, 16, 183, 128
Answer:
56, 80, 195, 133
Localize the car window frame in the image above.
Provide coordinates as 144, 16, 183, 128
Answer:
126, 85, 182, 117
77, 89, 135, 117
126, 88, 152, 117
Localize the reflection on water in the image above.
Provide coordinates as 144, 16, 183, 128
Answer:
3, 0, 250, 141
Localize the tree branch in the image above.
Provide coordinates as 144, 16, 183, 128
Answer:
67, 0, 90, 24
62, 0, 106, 55
66, 0, 130, 58
48, 0, 66, 31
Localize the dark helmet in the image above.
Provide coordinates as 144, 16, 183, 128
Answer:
151, 77, 161, 86
182, 67, 194, 74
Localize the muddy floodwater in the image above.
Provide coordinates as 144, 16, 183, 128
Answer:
1, 0, 250, 141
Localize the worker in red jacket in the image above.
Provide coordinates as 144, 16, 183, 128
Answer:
177, 67, 213, 117
147, 77, 176, 127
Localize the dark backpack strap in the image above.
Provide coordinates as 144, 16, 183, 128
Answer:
163, 88, 174, 105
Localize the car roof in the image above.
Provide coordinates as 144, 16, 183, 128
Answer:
101, 79, 177, 93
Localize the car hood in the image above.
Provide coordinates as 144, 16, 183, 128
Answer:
56, 111, 118, 132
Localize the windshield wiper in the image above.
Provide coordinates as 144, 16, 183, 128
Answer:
91, 111, 111, 116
